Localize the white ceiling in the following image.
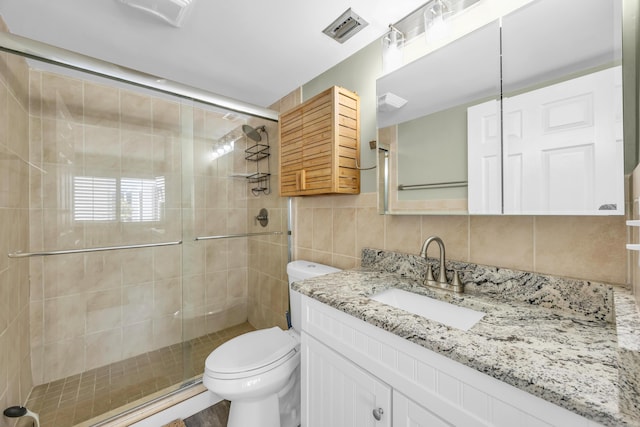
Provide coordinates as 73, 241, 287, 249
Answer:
0, 0, 426, 108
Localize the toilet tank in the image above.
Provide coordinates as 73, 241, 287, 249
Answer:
287, 260, 340, 331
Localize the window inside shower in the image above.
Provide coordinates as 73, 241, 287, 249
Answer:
0, 39, 290, 427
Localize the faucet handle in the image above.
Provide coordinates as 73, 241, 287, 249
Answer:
450, 270, 464, 293
425, 265, 435, 282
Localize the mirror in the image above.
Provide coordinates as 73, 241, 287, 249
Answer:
377, 20, 500, 214
377, 0, 624, 215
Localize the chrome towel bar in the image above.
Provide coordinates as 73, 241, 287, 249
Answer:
8, 241, 182, 258
195, 231, 286, 241
398, 180, 468, 191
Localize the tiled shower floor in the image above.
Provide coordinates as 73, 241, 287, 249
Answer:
25, 323, 255, 427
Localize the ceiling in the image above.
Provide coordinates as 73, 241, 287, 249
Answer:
0, 0, 427, 108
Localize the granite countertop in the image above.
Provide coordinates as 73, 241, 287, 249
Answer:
291, 249, 640, 427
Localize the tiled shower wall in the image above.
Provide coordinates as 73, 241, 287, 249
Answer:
245, 90, 299, 331
27, 67, 253, 384
0, 19, 33, 417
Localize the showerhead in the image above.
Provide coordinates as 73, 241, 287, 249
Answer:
242, 125, 265, 142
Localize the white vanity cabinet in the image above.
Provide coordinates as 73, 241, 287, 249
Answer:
298, 292, 604, 427
302, 334, 391, 426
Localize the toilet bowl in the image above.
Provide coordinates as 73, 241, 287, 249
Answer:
203, 260, 340, 427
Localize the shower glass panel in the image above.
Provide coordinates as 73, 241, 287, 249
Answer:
1, 46, 276, 426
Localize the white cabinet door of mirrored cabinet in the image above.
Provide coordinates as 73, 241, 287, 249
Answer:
504, 67, 623, 214
468, 0, 623, 215
469, 67, 624, 215
467, 100, 501, 214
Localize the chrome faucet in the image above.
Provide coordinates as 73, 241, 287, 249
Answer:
419, 236, 464, 293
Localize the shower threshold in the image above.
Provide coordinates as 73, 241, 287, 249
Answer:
24, 323, 255, 427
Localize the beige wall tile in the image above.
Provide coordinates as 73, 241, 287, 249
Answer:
181, 289, 202, 334
153, 278, 182, 318
122, 321, 153, 358
42, 337, 84, 382
122, 248, 154, 285
123, 283, 153, 325
356, 207, 385, 256
152, 98, 181, 137
205, 270, 228, 311
85, 328, 122, 371
120, 90, 152, 133
86, 289, 122, 334
312, 208, 333, 252
333, 208, 356, 257
153, 245, 181, 280
84, 82, 120, 128
0, 84, 7, 148
295, 207, 313, 249
227, 268, 248, 302
332, 255, 358, 270
0, 321, 7, 394
421, 215, 469, 262
41, 73, 83, 123
535, 216, 626, 284
1, 46, 32, 404
121, 131, 153, 173
84, 126, 121, 171
5, 49, 29, 112
8, 89, 28, 161
384, 215, 422, 254
153, 314, 181, 349
470, 216, 534, 271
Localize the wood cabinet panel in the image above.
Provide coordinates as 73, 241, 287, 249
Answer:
279, 86, 360, 196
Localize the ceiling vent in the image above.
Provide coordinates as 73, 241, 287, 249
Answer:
323, 8, 369, 43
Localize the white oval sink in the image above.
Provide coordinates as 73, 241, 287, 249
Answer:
370, 288, 485, 331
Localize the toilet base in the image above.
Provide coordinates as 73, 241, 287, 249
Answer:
228, 394, 280, 427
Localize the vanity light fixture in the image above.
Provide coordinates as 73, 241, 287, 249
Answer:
117, 0, 197, 27
382, 24, 405, 74
424, 0, 452, 43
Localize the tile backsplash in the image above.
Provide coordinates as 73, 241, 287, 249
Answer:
292, 192, 627, 286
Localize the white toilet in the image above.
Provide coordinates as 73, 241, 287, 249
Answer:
203, 260, 340, 427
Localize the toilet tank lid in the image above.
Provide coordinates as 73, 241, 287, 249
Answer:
287, 260, 341, 280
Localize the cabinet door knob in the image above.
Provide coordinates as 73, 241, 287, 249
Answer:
372, 407, 384, 421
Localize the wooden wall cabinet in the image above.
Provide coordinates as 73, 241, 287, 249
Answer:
279, 86, 360, 196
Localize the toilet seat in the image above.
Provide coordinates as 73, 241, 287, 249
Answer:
205, 327, 299, 380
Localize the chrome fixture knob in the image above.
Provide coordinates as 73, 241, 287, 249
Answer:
255, 208, 269, 227
372, 407, 384, 421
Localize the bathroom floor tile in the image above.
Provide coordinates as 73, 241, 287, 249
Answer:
24, 322, 254, 427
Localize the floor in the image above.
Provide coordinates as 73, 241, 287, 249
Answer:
183, 400, 230, 427
24, 323, 254, 427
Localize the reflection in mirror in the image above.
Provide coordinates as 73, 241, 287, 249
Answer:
469, 0, 623, 215
377, 20, 500, 214
377, 0, 625, 216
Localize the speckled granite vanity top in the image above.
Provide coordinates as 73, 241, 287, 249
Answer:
291, 249, 640, 427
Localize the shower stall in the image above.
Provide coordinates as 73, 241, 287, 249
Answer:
0, 29, 290, 427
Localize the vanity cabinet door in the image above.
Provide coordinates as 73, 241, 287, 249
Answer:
301, 332, 391, 427
393, 391, 454, 427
